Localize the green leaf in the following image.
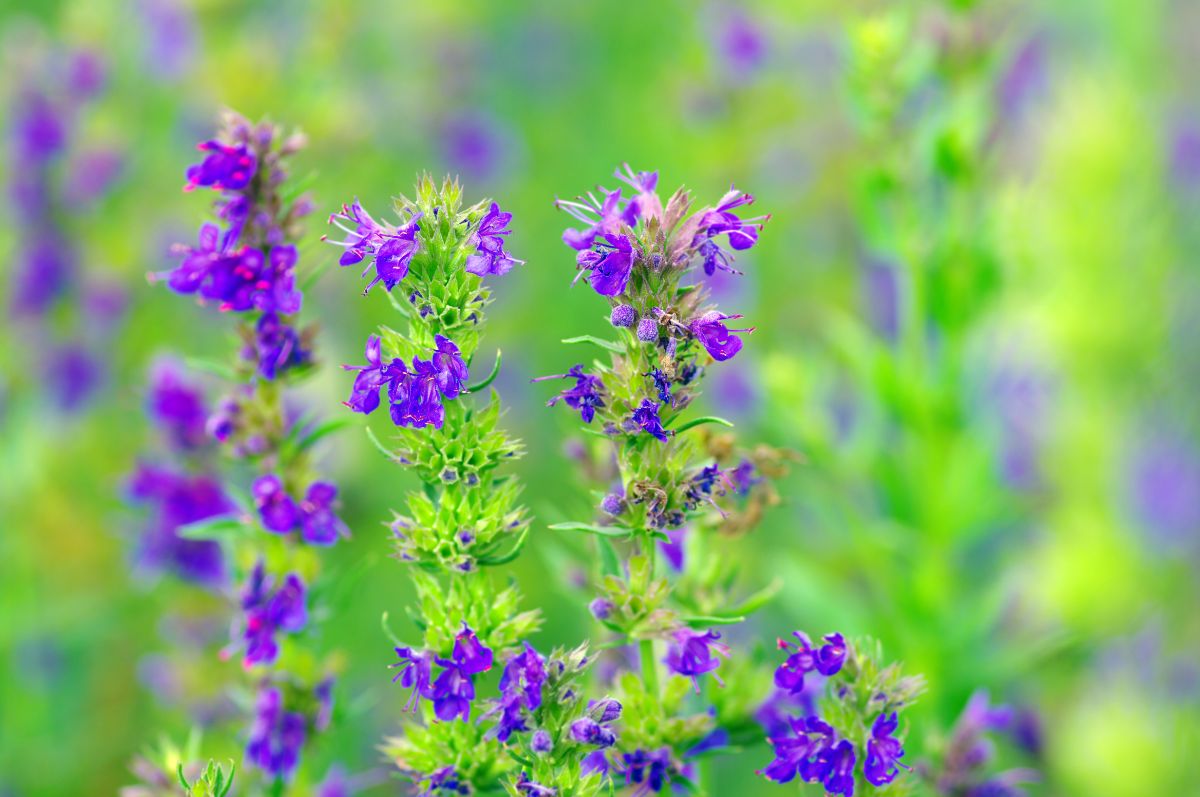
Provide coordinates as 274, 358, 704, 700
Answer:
547, 522, 633, 538
177, 763, 190, 791
465, 349, 502, 393
681, 614, 746, 627
292, 416, 356, 454
477, 526, 529, 566
724, 577, 783, 617
176, 516, 247, 542
381, 611, 406, 647
218, 762, 236, 797
184, 356, 238, 381
364, 426, 398, 461
671, 415, 735, 434
597, 537, 621, 577
561, 335, 624, 354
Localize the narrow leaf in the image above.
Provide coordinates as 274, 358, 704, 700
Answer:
561, 335, 624, 354
465, 349, 503, 393
725, 577, 783, 617
364, 426, 399, 461
671, 415, 735, 434
477, 526, 529, 566
176, 516, 247, 541
682, 614, 746, 627
380, 611, 405, 647
176, 764, 190, 791
547, 522, 633, 538
293, 416, 356, 453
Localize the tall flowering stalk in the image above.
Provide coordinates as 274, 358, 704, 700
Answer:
326, 176, 572, 794
133, 111, 346, 792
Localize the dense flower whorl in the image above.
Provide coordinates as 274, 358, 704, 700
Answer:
341, 333, 469, 430
251, 474, 348, 545
389, 623, 493, 722
246, 686, 307, 781
466, 201, 522, 276
775, 631, 846, 694
237, 561, 308, 667
326, 199, 422, 295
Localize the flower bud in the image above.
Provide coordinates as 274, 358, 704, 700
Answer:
600, 493, 624, 515
610, 304, 637, 327
636, 317, 658, 342
531, 730, 553, 754
589, 598, 615, 620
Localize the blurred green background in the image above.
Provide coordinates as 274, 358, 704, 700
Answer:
1, 0, 1197, 795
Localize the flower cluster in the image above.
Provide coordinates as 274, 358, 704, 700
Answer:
6, 46, 125, 412
760, 635, 924, 796
391, 624, 495, 721
252, 474, 347, 545
343, 333, 469, 429
139, 113, 345, 788
919, 691, 1041, 796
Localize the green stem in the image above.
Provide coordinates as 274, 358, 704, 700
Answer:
639, 637, 659, 698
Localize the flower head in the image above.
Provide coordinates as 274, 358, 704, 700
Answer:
582, 234, 635, 297
239, 564, 307, 667
253, 474, 300, 533
691, 312, 752, 361
631, 399, 672, 442
147, 360, 209, 450
557, 189, 638, 251
465, 202, 521, 276
300, 482, 348, 545
184, 140, 256, 192
326, 200, 422, 295
431, 335, 469, 399
390, 647, 435, 712
864, 711, 909, 787
664, 628, 729, 690
535, 365, 606, 424
246, 686, 307, 780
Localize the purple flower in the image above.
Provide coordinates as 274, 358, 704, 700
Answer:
611, 304, 637, 327
147, 360, 208, 450
614, 164, 662, 223
45, 344, 103, 412
659, 528, 687, 572
465, 202, 521, 277
728, 460, 760, 496
327, 200, 422, 295
393, 358, 447, 429
581, 750, 610, 778
129, 465, 231, 587
299, 482, 348, 545
184, 140, 256, 192
452, 623, 494, 675
415, 766, 470, 796
252, 312, 310, 380
691, 311, 752, 361
514, 772, 557, 797
814, 633, 846, 676
600, 492, 625, 516
618, 749, 674, 795
689, 189, 767, 275
631, 399, 672, 442
429, 659, 476, 722
570, 717, 617, 747
589, 598, 615, 620
664, 628, 729, 690
531, 730, 553, 754
758, 716, 832, 784
864, 711, 909, 786
775, 631, 845, 693
557, 189, 639, 251
162, 230, 301, 314
246, 686, 307, 780
823, 740, 857, 797
636, 317, 658, 342
488, 642, 546, 740
253, 474, 301, 533
342, 334, 402, 415
715, 9, 767, 77
431, 335, 469, 399
646, 369, 672, 404
240, 564, 307, 667
581, 234, 635, 297
534, 365, 606, 423
390, 647, 435, 711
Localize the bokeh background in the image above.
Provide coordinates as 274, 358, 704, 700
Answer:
1, 0, 1198, 795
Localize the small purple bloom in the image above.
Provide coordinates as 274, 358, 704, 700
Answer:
493, 642, 547, 737
582, 750, 610, 778
327, 200, 422, 295
252, 312, 310, 380
583, 234, 635, 297
390, 647, 435, 711
664, 628, 729, 690
570, 717, 617, 748
823, 740, 857, 797
691, 311, 752, 361
253, 474, 300, 533
465, 202, 522, 276
415, 765, 470, 796
814, 632, 847, 676
393, 359, 446, 430
658, 528, 687, 572
636, 317, 658, 343
534, 365, 606, 424
147, 360, 208, 450
600, 493, 624, 515
531, 729, 553, 754
690, 188, 767, 275
452, 623, 494, 675
589, 598, 615, 620
619, 748, 674, 795
611, 304, 637, 327
300, 482, 348, 545
646, 369, 672, 404
184, 140, 256, 192
431, 335, 469, 399
429, 659, 476, 722
557, 189, 639, 251
129, 465, 231, 587
864, 711, 909, 786
246, 686, 307, 780
514, 772, 556, 797
240, 564, 307, 667
631, 399, 672, 442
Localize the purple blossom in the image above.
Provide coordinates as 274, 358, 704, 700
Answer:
589, 598, 615, 620
646, 369, 672, 404
689, 189, 767, 275
636, 317, 658, 343
691, 311, 752, 361
614, 165, 662, 223
758, 716, 833, 784
664, 628, 729, 690
580, 234, 635, 297
299, 482, 348, 545
557, 189, 638, 251
246, 686, 307, 780
715, 9, 767, 77
431, 335, 469, 399
864, 712, 909, 786
184, 140, 256, 192
326, 200, 422, 295
239, 563, 307, 667
129, 465, 231, 587
531, 730, 553, 754
611, 304, 637, 327
162, 228, 301, 314
45, 344, 103, 412
631, 399, 672, 442
465, 202, 521, 276
582, 750, 610, 778
342, 334, 396, 415
618, 749, 674, 795
728, 460, 760, 496
534, 365, 606, 423
414, 766, 470, 796
452, 623, 494, 674
514, 772, 557, 797
775, 631, 846, 693
253, 474, 301, 533
390, 647, 435, 711
823, 740, 857, 797
394, 359, 447, 429
570, 717, 617, 747
252, 311, 310, 380
147, 360, 208, 450
429, 659, 476, 722
600, 493, 625, 516
488, 643, 546, 740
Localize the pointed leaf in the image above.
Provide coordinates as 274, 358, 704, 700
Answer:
561, 335, 624, 354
